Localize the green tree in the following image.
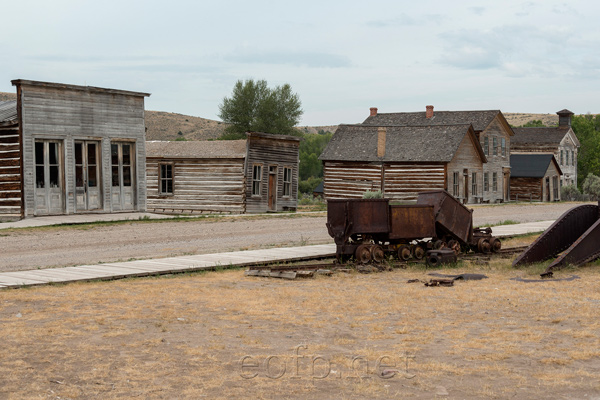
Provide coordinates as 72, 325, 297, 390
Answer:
582, 173, 600, 200
572, 114, 600, 187
298, 132, 332, 181
218, 79, 303, 139
521, 119, 545, 127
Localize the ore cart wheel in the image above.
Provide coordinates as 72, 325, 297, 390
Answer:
371, 245, 385, 263
355, 244, 372, 264
477, 238, 491, 254
447, 240, 461, 255
397, 245, 412, 261
413, 245, 426, 260
491, 238, 502, 253
433, 240, 446, 250
426, 253, 440, 268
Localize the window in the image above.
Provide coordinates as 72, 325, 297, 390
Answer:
159, 164, 173, 195
252, 164, 262, 196
492, 172, 498, 192
553, 176, 559, 200
483, 137, 489, 156
493, 137, 498, 156
501, 138, 506, 157
452, 172, 459, 197
560, 150, 564, 165
565, 151, 569, 166
283, 167, 292, 197
572, 150, 575, 166
471, 172, 477, 197
484, 172, 489, 192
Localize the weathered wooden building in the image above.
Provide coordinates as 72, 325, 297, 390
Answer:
146, 132, 300, 214
361, 106, 514, 202
0, 100, 20, 217
2, 80, 150, 217
510, 154, 562, 201
319, 124, 487, 203
512, 109, 579, 186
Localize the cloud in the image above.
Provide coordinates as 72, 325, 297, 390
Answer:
366, 13, 418, 27
223, 51, 351, 68
469, 6, 486, 16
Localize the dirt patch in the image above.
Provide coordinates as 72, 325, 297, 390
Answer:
1, 257, 599, 399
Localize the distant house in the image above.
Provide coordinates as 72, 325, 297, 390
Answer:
146, 132, 300, 214
510, 154, 562, 201
511, 109, 579, 186
0, 80, 150, 218
319, 123, 486, 203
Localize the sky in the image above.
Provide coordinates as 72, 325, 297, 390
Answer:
1, 0, 598, 126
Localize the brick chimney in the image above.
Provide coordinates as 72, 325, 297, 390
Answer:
370, 107, 378, 117
557, 109, 574, 128
426, 105, 434, 119
377, 127, 386, 157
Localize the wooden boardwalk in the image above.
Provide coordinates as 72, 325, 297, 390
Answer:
0, 220, 555, 290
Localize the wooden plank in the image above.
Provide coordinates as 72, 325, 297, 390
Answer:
0, 159, 19, 167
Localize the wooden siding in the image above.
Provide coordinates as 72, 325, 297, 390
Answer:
383, 164, 445, 201
146, 158, 245, 214
17, 83, 147, 217
0, 128, 21, 214
323, 162, 382, 199
510, 162, 561, 202
446, 133, 485, 204
479, 116, 512, 202
245, 137, 299, 213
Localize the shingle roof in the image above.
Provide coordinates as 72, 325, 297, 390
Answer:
510, 154, 562, 178
512, 127, 575, 145
319, 124, 482, 163
363, 110, 502, 132
0, 100, 17, 126
146, 140, 247, 159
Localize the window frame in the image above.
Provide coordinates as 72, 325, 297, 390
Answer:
501, 138, 506, 157
252, 164, 263, 196
492, 172, 498, 192
493, 137, 498, 156
282, 166, 292, 197
471, 172, 477, 197
452, 171, 460, 197
483, 137, 489, 156
159, 163, 174, 196
484, 172, 489, 192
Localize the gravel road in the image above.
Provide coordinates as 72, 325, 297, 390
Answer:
0, 202, 591, 272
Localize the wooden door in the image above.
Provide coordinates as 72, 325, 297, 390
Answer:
34, 140, 64, 215
545, 177, 550, 202
268, 166, 277, 211
463, 173, 469, 204
75, 141, 101, 211
111, 142, 135, 211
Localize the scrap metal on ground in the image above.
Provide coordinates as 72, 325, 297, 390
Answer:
512, 201, 600, 277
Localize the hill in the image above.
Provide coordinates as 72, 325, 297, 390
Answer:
0, 91, 591, 138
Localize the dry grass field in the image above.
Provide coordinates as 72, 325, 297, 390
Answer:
1, 235, 600, 399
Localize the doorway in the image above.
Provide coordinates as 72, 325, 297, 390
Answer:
75, 141, 101, 211
34, 140, 64, 215
111, 142, 135, 211
268, 165, 277, 211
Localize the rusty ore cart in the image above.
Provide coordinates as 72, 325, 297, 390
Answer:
326, 190, 500, 263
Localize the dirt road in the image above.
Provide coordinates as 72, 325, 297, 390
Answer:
0, 202, 591, 272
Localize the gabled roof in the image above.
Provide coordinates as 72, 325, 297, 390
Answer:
0, 100, 18, 127
146, 140, 247, 159
512, 127, 579, 147
363, 110, 506, 133
510, 154, 562, 178
319, 124, 485, 163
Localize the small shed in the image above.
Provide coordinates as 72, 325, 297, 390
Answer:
510, 154, 562, 201
2, 80, 150, 218
146, 132, 300, 214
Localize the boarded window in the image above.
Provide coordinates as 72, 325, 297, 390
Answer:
501, 138, 506, 157
159, 164, 173, 195
471, 172, 477, 196
493, 172, 498, 192
252, 164, 262, 196
483, 137, 489, 156
453, 172, 459, 197
484, 172, 489, 192
283, 167, 292, 197
493, 137, 498, 156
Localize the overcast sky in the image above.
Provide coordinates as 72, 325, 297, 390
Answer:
1, 0, 598, 126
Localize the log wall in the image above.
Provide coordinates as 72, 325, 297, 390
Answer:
383, 164, 445, 201
323, 161, 382, 199
0, 128, 21, 215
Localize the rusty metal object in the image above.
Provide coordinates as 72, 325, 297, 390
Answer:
512, 202, 600, 277
388, 205, 436, 239
417, 190, 473, 244
426, 249, 457, 268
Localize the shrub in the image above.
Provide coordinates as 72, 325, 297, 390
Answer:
561, 184, 583, 201
362, 190, 383, 199
582, 173, 600, 200
298, 177, 322, 194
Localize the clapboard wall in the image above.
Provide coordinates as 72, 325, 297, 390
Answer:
13, 80, 149, 217
146, 158, 246, 214
0, 127, 21, 215
245, 133, 300, 213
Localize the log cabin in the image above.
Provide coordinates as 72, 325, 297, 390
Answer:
146, 132, 300, 214
511, 109, 579, 187
1, 80, 150, 218
510, 154, 562, 201
319, 123, 487, 203
360, 106, 514, 203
